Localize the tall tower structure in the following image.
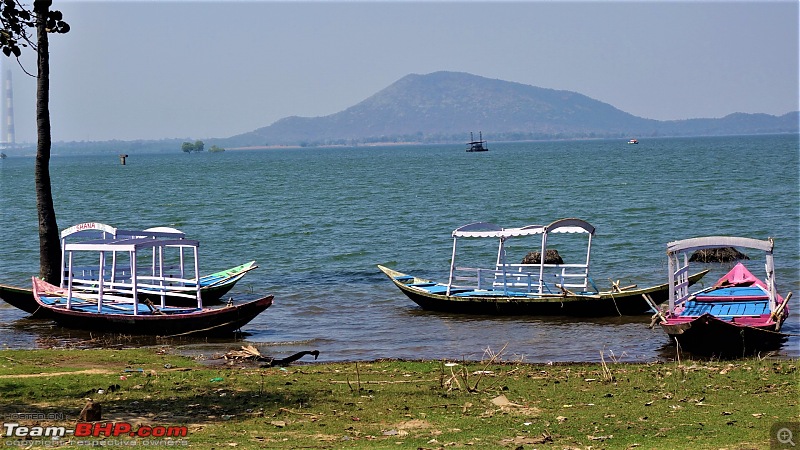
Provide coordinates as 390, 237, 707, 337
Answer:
1, 68, 15, 149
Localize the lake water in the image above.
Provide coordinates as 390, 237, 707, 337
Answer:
0, 134, 798, 362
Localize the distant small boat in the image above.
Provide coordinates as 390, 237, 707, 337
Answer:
0, 152, 6, 159
627, 139, 638, 144
466, 132, 488, 152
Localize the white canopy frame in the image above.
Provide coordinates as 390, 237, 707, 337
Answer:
446, 218, 596, 296
59, 223, 187, 289
63, 236, 202, 314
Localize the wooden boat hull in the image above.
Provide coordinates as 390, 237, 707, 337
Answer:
0, 262, 257, 315
661, 313, 787, 357
0, 282, 39, 315
31, 278, 273, 336
378, 265, 708, 317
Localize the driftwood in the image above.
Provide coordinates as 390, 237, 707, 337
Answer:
224, 345, 320, 367
79, 400, 102, 422
689, 247, 749, 263
522, 249, 563, 265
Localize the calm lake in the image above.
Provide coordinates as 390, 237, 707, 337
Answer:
0, 134, 798, 362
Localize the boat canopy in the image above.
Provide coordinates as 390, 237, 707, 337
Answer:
64, 236, 198, 253
59, 223, 188, 288
60, 222, 117, 239
452, 222, 544, 239
61, 222, 186, 241
452, 218, 594, 239
452, 222, 505, 238
542, 218, 595, 235
667, 236, 773, 255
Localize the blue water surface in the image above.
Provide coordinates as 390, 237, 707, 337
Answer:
0, 134, 797, 362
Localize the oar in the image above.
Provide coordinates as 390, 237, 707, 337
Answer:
770, 291, 792, 329
642, 293, 667, 328
608, 278, 637, 292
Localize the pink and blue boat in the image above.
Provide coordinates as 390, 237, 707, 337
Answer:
655, 236, 791, 357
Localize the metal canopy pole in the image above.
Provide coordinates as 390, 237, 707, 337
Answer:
98, 251, 105, 313
765, 244, 776, 312
194, 245, 202, 309
499, 237, 508, 295
66, 251, 74, 310
538, 232, 548, 295
447, 237, 458, 296
158, 244, 166, 308
667, 252, 676, 313
131, 251, 139, 316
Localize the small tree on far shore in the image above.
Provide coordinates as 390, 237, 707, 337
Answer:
181, 140, 206, 153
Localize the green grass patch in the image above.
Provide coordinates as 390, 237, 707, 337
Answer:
0, 348, 796, 449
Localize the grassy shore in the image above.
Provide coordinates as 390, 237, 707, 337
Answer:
0, 347, 797, 449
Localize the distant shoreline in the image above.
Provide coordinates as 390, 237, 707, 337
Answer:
227, 141, 426, 151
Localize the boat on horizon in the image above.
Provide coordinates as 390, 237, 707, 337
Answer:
378, 218, 708, 317
466, 131, 489, 152
651, 236, 790, 357
627, 139, 638, 144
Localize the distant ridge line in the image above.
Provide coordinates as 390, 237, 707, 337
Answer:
219, 71, 798, 148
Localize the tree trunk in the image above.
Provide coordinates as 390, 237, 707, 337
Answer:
34, 0, 60, 284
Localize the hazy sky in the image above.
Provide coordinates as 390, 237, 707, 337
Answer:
3, 1, 798, 143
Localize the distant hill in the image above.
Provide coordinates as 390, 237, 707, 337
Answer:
219, 71, 798, 147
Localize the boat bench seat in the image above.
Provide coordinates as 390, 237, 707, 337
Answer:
680, 300, 770, 317
412, 284, 472, 295
417, 285, 448, 294
694, 286, 768, 301
393, 275, 415, 282
454, 289, 530, 298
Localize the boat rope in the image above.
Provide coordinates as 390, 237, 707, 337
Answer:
161, 319, 242, 338
609, 292, 622, 317
740, 324, 797, 336
30, 304, 45, 318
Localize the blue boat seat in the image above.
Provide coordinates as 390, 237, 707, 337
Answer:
39, 295, 200, 315
694, 286, 768, 301
680, 300, 769, 317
